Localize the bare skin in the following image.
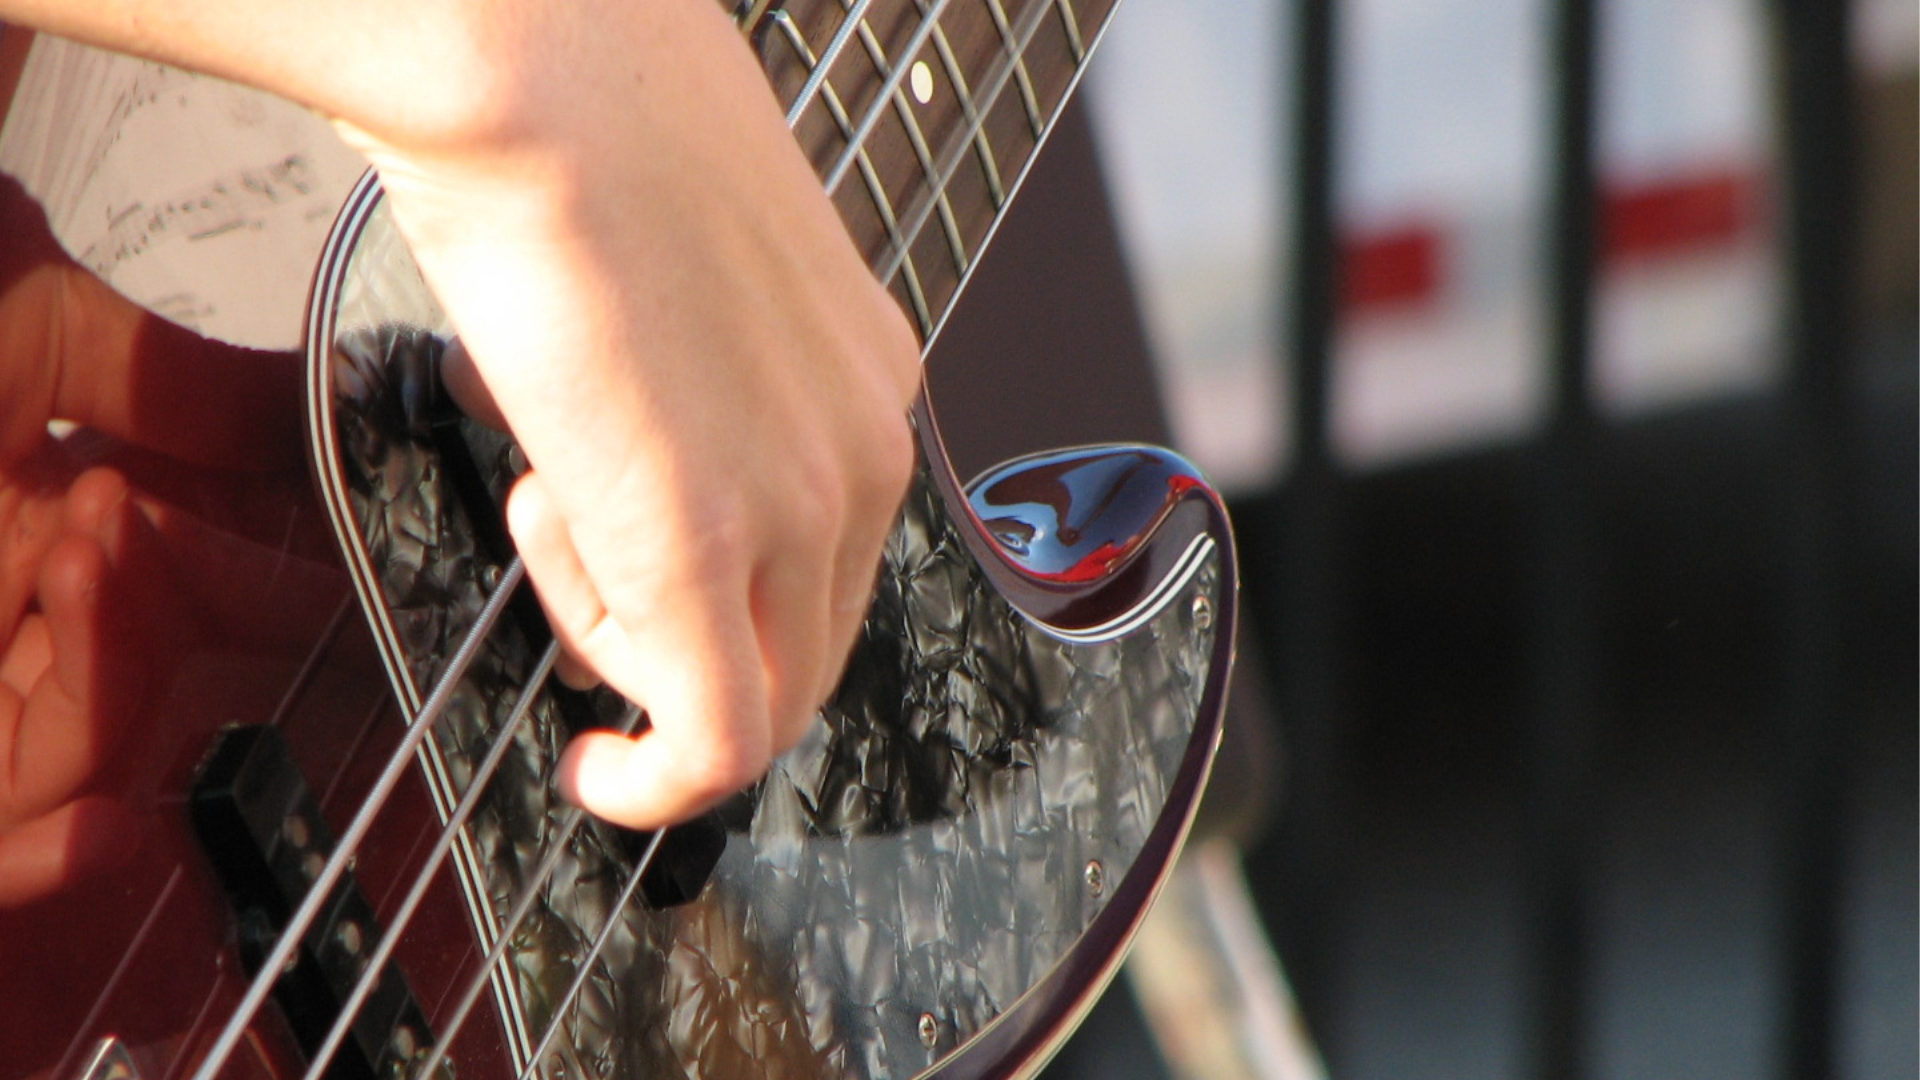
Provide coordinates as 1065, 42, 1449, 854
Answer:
0, 0, 922, 829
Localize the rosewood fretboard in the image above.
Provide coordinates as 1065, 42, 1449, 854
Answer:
738, 0, 1117, 341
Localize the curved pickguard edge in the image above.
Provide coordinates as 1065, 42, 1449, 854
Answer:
305, 167, 1242, 1080
302, 168, 546, 1072
922, 453, 1238, 1080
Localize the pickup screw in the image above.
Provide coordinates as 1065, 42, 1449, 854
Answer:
283, 815, 310, 849
481, 564, 503, 591
390, 1025, 418, 1059
336, 919, 364, 954
917, 1013, 939, 1049
1084, 860, 1106, 896
1191, 594, 1213, 630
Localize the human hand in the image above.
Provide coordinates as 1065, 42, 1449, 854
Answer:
8, 0, 922, 831
328, 1, 920, 829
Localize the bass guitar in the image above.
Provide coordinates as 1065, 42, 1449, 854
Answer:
0, 1, 1235, 1077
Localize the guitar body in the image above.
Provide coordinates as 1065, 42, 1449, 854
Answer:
0, 2, 1236, 1078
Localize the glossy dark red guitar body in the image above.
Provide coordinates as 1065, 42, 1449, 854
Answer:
0, 1, 1237, 1076
0, 570, 526, 1080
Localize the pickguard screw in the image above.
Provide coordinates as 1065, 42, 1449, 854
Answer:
481, 564, 503, 591
507, 445, 529, 476
917, 1013, 939, 1049
1191, 594, 1213, 630
1084, 860, 1106, 896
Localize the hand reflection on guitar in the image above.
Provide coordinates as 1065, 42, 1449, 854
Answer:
0, 174, 343, 907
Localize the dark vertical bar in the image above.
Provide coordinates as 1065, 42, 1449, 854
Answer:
1241, 0, 1346, 1051
1769, 2, 1855, 1077
1522, 0, 1600, 1077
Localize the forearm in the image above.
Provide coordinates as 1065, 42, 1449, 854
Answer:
0, 0, 742, 160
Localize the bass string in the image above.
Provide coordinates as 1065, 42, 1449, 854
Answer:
783, 0, 881, 128
188, 558, 531, 1080
873, 0, 1064, 287
409, 701, 659, 1080
793, 0, 1067, 296
819, 0, 955, 198
511, 828, 669, 1080
295, 641, 564, 1080
290, 593, 659, 1080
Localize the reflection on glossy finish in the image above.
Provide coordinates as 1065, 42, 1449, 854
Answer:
968, 446, 1207, 587
0, 168, 365, 1080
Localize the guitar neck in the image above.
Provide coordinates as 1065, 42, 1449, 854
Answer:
743, 0, 1117, 342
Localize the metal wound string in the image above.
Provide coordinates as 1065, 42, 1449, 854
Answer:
785, 0, 881, 127
819, 0, 954, 196
189, 557, 530, 1080
785, 0, 1063, 292
297, 639, 564, 1080
410, 698, 655, 1080
875, 0, 1060, 285
514, 828, 670, 1080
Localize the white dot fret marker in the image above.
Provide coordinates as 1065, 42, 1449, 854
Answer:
910, 61, 935, 105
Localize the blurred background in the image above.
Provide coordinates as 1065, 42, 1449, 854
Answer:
1029, 0, 1916, 1075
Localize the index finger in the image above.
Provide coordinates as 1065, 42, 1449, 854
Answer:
509, 469, 772, 828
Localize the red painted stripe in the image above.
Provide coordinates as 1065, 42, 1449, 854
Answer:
1336, 168, 1759, 315
1602, 169, 1754, 262
1341, 225, 1443, 311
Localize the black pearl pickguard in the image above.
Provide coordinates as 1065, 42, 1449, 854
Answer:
305, 175, 1233, 1080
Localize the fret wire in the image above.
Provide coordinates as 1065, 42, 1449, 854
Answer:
846, 9, 972, 275
775, 11, 937, 334
877, 0, 1066, 286
299, 642, 564, 1080
867, 161, 937, 333
983, 0, 1047, 135
190, 559, 530, 1080
922, 10, 1009, 208
1052, 0, 1087, 63
783, 0, 880, 128
820, 0, 953, 197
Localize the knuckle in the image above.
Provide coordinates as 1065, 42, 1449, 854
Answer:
851, 410, 914, 515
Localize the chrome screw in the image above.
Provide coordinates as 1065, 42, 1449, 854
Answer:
917, 1013, 939, 1049
1084, 860, 1106, 896
1191, 593, 1213, 630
